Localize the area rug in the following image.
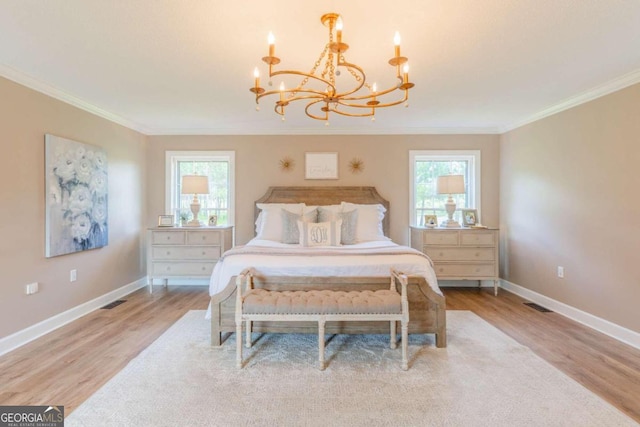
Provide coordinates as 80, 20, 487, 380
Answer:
66, 311, 636, 426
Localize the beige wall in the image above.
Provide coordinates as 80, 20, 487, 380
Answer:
500, 83, 640, 333
147, 134, 500, 245
0, 77, 147, 338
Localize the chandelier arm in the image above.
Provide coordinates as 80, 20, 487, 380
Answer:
256, 88, 327, 103
269, 70, 337, 94
304, 99, 330, 121
337, 90, 409, 109
327, 106, 373, 118
332, 61, 366, 97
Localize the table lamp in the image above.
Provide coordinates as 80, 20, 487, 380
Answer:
436, 175, 465, 228
181, 175, 209, 226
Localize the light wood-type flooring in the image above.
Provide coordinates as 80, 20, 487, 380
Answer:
0, 286, 638, 422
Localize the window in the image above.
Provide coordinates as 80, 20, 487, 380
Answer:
165, 151, 235, 225
409, 150, 480, 226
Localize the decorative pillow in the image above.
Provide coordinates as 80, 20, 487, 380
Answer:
318, 207, 358, 245
255, 203, 304, 241
341, 202, 389, 242
281, 208, 318, 244
298, 220, 342, 247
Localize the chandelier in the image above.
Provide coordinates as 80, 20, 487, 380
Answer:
249, 12, 415, 124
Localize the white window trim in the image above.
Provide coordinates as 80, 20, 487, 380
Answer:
165, 150, 236, 225
409, 150, 481, 227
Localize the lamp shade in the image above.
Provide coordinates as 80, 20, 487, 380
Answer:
436, 175, 465, 195
181, 175, 209, 195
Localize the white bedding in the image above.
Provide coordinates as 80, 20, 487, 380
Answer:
207, 239, 441, 313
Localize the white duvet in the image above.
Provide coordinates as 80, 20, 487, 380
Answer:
207, 239, 441, 309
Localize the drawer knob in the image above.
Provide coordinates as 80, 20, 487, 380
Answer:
166, 251, 171, 256
202, 251, 206, 255
166, 266, 171, 271
475, 252, 480, 257
166, 236, 170, 240
202, 236, 206, 241
438, 268, 444, 273
202, 266, 206, 270
439, 252, 443, 256
475, 268, 480, 272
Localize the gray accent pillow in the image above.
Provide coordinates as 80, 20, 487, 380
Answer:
338, 209, 358, 245
281, 208, 318, 244
317, 207, 358, 245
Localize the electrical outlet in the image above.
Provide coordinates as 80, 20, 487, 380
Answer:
70, 269, 77, 282
557, 266, 564, 279
25, 282, 39, 295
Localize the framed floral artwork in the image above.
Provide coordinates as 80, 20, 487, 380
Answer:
45, 134, 108, 257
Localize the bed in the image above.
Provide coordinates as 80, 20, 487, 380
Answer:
209, 186, 446, 347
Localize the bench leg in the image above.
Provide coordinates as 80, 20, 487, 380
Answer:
401, 321, 409, 371
245, 320, 252, 348
318, 319, 326, 371
390, 321, 397, 349
236, 320, 242, 369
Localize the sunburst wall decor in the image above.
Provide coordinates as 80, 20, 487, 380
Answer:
348, 158, 364, 173
279, 156, 295, 171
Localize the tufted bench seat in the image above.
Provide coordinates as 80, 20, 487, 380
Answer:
235, 268, 410, 370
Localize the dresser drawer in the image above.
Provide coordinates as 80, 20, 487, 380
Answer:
425, 247, 495, 262
152, 262, 215, 276
152, 231, 185, 245
460, 231, 495, 246
151, 246, 221, 260
423, 231, 459, 245
433, 263, 496, 277
187, 231, 222, 245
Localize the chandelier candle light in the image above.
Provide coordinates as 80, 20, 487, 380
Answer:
250, 13, 415, 124
181, 175, 209, 227
436, 175, 466, 228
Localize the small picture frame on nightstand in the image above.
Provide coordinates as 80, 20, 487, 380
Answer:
461, 209, 478, 227
158, 215, 174, 227
208, 214, 218, 226
424, 215, 438, 228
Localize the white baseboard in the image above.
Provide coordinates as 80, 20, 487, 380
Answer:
0, 277, 147, 357
501, 279, 640, 350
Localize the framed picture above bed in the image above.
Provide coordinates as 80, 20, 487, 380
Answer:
305, 152, 338, 179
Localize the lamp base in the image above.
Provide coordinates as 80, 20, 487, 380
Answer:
440, 219, 461, 228
185, 219, 203, 227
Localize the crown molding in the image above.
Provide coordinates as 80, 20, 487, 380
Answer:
150, 126, 502, 136
501, 68, 640, 133
4, 61, 639, 137
0, 63, 153, 135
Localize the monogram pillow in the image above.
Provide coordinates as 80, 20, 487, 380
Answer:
298, 220, 342, 247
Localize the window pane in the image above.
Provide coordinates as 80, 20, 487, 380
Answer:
412, 153, 477, 226
176, 160, 229, 225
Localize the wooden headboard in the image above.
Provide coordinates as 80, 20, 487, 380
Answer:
255, 186, 390, 236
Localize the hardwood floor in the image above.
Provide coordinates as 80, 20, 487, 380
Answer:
0, 285, 639, 422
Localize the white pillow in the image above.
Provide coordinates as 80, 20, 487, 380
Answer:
256, 203, 304, 241
341, 202, 389, 242
298, 220, 342, 247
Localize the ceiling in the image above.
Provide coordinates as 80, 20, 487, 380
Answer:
1, 0, 640, 135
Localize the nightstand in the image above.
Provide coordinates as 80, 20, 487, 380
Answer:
146, 226, 233, 292
410, 226, 500, 295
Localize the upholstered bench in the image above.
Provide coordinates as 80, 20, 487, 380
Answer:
235, 268, 410, 370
